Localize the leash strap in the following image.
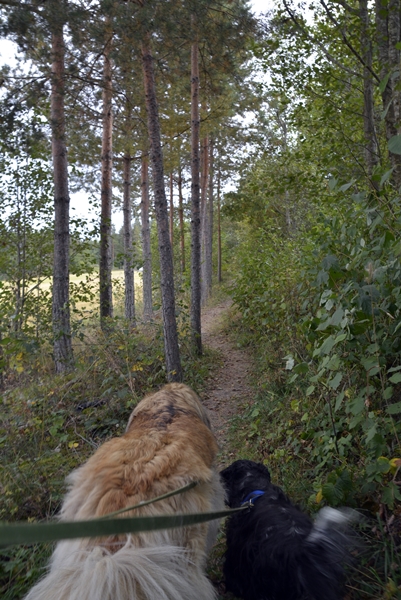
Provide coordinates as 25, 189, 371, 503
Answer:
102, 481, 199, 519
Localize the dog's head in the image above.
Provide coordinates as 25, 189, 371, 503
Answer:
220, 460, 271, 507
126, 383, 212, 432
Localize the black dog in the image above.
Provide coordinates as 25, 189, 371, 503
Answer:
221, 460, 355, 600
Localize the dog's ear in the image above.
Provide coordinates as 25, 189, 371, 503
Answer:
220, 465, 234, 488
256, 462, 272, 482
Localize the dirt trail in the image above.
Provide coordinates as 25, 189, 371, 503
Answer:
201, 298, 253, 465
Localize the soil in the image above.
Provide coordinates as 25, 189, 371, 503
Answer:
201, 298, 253, 599
201, 298, 253, 467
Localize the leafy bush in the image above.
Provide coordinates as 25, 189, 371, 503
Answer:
231, 178, 401, 513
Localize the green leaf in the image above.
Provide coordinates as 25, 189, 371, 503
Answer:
293, 362, 309, 374
306, 385, 315, 396
380, 168, 394, 187
339, 180, 355, 193
314, 335, 335, 356
334, 332, 347, 344
387, 402, 401, 414
328, 177, 338, 191
327, 354, 340, 371
335, 391, 345, 412
322, 255, 339, 270
383, 386, 393, 400
388, 135, 401, 155
379, 72, 391, 93
361, 357, 380, 375
389, 373, 401, 384
366, 425, 377, 443
330, 307, 344, 326
382, 482, 401, 509
349, 396, 365, 416
349, 415, 363, 429
328, 372, 343, 390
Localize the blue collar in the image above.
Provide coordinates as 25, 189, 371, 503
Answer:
241, 490, 265, 506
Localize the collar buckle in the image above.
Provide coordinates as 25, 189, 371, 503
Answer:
240, 490, 265, 507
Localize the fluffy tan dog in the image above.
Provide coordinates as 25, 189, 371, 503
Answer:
25, 383, 225, 600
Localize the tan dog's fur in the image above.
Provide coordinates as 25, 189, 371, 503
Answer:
25, 383, 225, 600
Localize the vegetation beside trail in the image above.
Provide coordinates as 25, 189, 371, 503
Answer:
0, 284, 219, 599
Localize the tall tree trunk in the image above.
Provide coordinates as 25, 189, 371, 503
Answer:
388, 0, 400, 128
360, 0, 379, 180
51, 18, 73, 373
200, 135, 209, 306
178, 163, 185, 274
376, 0, 401, 187
217, 160, 222, 283
140, 154, 153, 322
99, 19, 113, 326
169, 172, 174, 246
123, 154, 135, 324
190, 32, 202, 355
206, 136, 214, 297
141, 36, 182, 381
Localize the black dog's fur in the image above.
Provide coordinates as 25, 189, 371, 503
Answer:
221, 460, 354, 600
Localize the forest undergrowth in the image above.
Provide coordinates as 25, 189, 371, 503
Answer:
224, 180, 401, 598
217, 312, 401, 599
3, 279, 401, 600
0, 297, 220, 599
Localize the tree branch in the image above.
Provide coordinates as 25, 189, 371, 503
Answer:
282, 0, 364, 81
330, 0, 359, 16
319, 0, 380, 82
0, 0, 41, 14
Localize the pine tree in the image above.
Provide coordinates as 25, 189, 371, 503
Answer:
140, 153, 153, 321
50, 5, 74, 371
99, 13, 114, 325
141, 32, 182, 381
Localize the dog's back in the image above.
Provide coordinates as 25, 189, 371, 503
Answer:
221, 460, 355, 600
25, 383, 224, 600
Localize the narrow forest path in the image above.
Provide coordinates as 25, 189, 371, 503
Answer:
200, 298, 254, 599
201, 298, 253, 466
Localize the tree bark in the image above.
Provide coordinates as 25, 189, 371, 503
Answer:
190, 32, 202, 354
140, 154, 153, 322
359, 0, 379, 179
200, 135, 209, 306
206, 136, 214, 297
141, 36, 182, 381
51, 19, 73, 373
376, 0, 401, 187
178, 163, 185, 274
169, 172, 174, 246
388, 0, 400, 127
217, 159, 222, 283
123, 154, 135, 324
99, 19, 113, 326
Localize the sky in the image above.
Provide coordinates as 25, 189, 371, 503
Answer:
0, 0, 269, 231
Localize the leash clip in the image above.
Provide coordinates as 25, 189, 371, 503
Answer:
240, 490, 265, 509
